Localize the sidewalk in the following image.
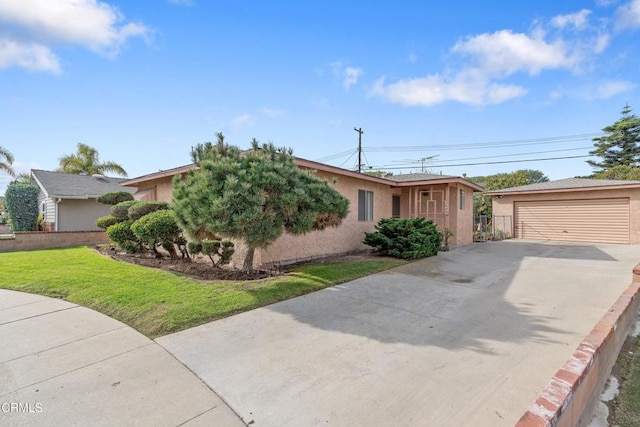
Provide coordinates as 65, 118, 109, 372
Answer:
0, 289, 244, 427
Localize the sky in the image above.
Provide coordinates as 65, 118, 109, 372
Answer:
1, 0, 640, 194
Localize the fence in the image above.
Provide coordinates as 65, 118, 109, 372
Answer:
0, 231, 109, 253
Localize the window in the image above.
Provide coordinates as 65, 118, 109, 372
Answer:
358, 189, 374, 221
392, 195, 401, 218
459, 189, 465, 210
41, 202, 46, 221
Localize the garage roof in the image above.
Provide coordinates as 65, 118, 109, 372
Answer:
485, 177, 640, 195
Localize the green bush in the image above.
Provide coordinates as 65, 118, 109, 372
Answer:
128, 201, 170, 221
106, 220, 141, 253
97, 191, 134, 205
363, 217, 442, 260
4, 184, 39, 231
111, 201, 136, 221
131, 210, 181, 256
96, 214, 119, 230
190, 239, 235, 267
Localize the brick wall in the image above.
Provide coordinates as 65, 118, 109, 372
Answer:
0, 231, 109, 252
516, 268, 640, 427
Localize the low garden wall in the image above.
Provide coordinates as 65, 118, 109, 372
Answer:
516, 266, 640, 427
0, 231, 109, 252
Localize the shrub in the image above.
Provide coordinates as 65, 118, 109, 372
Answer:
96, 214, 119, 230
4, 184, 39, 231
191, 239, 235, 267
97, 191, 134, 205
131, 210, 181, 256
128, 201, 170, 221
111, 201, 136, 221
363, 217, 442, 260
106, 220, 141, 253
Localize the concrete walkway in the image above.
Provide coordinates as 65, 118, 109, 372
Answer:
0, 289, 244, 427
156, 240, 640, 427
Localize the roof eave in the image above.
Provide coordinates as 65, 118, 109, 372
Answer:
486, 183, 640, 196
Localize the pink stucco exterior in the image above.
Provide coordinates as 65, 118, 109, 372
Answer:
491, 186, 640, 244
121, 160, 481, 267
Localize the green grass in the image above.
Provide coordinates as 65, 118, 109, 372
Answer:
611, 335, 640, 426
0, 247, 406, 338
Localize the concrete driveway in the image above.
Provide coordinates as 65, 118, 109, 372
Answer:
157, 240, 640, 427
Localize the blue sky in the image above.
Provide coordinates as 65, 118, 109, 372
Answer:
1, 0, 640, 194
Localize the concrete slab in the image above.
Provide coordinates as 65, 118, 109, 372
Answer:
0, 289, 53, 310
0, 298, 78, 325
157, 240, 640, 427
0, 289, 245, 427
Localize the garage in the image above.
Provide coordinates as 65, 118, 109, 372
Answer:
487, 178, 640, 245
514, 198, 630, 244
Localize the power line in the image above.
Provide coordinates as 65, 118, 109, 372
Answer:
314, 148, 357, 163
378, 154, 592, 170
377, 146, 592, 168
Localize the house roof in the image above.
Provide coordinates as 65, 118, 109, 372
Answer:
121, 158, 484, 192
31, 169, 135, 199
485, 177, 640, 195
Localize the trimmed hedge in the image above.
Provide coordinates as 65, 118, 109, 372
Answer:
106, 220, 141, 253
189, 238, 235, 267
128, 201, 170, 221
96, 214, 119, 230
111, 201, 137, 221
131, 210, 181, 252
363, 217, 442, 260
97, 191, 134, 205
4, 184, 39, 231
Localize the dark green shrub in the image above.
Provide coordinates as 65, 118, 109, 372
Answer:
96, 214, 119, 230
111, 201, 136, 221
106, 220, 141, 253
128, 201, 170, 221
363, 217, 442, 260
97, 191, 134, 205
197, 239, 235, 267
131, 210, 181, 257
4, 184, 39, 231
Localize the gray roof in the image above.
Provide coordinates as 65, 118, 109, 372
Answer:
31, 169, 135, 199
485, 178, 640, 194
387, 173, 458, 182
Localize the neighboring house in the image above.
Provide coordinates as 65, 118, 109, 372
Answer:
121, 158, 483, 267
487, 178, 640, 244
31, 169, 136, 232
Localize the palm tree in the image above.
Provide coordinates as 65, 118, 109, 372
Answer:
57, 143, 128, 177
0, 146, 15, 177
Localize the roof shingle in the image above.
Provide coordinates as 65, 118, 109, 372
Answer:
31, 170, 135, 199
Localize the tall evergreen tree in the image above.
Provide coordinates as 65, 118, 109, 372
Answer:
57, 143, 128, 177
588, 104, 640, 172
0, 146, 15, 177
173, 134, 350, 271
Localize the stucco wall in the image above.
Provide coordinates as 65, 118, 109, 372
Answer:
0, 231, 109, 252
455, 183, 475, 245
491, 188, 640, 244
57, 199, 112, 231
258, 171, 394, 265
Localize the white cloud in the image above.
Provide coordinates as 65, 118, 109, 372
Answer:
595, 79, 637, 98
330, 61, 364, 90
451, 30, 579, 76
370, 70, 528, 107
551, 9, 592, 30
343, 66, 363, 90
0, 0, 150, 72
0, 39, 60, 73
261, 108, 284, 118
615, 0, 640, 29
230, 114, 253, 131
596, 0, 618, 6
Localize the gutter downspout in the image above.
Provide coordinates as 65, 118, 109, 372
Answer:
55, 198, 61, 232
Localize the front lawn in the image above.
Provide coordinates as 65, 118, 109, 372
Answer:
0, 247, 405, 338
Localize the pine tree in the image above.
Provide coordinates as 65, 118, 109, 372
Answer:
172, 134, 350, 271
588, 104, 640, 172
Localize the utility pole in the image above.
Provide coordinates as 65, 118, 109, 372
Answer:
354, 127, 363, 173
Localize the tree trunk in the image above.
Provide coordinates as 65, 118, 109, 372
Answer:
243, 246, 255, 271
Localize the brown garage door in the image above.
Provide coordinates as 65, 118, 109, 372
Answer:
514, 198, 630, 244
